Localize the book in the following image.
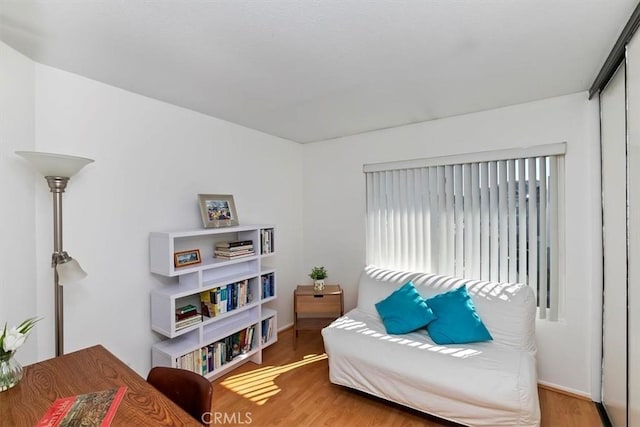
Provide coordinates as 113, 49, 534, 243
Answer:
214, 250, 255, 258
238, 280, 248, 307
36, 387, 126, 427
244, 325, 255, 352
219, 287, 228, 314
215, 245, 254, 252
200, 290, 215, 317
175, 314, 202, 330
176, 310, 199, 321
214, 247, 255, 254
214, 252, 255, 260
176, 314, 201, 325
175, 304, 197, 315
215, 240, 253, 248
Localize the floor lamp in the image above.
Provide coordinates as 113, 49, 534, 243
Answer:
16, 151, 94, 357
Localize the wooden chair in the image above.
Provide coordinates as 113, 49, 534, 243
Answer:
147, 366, 213, 423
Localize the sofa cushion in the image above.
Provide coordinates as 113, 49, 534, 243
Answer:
375, 281, 436, 334
425, 285, 493, 344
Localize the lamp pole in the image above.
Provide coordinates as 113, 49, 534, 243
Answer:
46, 176, 70, 357
16, 150, 94, 358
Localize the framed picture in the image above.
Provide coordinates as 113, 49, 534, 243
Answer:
198, 194, 239, 228
174, 249, 201, 267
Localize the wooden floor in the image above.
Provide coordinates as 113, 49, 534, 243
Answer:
212, 328, 602, 426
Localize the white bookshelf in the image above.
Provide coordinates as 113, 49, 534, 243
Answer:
150, 225, 278, 380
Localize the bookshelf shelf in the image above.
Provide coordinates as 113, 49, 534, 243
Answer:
150, 224, 278, 379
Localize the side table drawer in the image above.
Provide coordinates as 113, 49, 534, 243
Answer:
296, 294, 342, 314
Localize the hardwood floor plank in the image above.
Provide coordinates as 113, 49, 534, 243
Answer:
212, 328, 602, 426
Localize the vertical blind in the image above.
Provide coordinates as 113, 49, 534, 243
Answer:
365, 144, 565, 320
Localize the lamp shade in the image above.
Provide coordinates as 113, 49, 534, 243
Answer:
56, 258, 88, 285
16, 151, 94, 178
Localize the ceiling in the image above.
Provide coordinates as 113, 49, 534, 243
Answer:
0, 1, 637, 143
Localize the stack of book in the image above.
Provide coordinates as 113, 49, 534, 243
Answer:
175, 304, 202, 331
214, 240, 255, 260
261, 317, 275, 344
262, 273, 275, 298
261, 229, 274, 254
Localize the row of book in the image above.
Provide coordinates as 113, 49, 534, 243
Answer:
176, 326, 256, 375
175, 304, 202, 331
214, 240, 255, 260
261, 317, 275, 344
262, 273, 275, 299
261, 229, 274, 254
200, 279, 252, 318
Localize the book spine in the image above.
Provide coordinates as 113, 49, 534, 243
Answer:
216, 240, 253, 248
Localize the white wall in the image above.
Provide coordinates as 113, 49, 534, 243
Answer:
302, 92, 602, 397
0, 43, 38, 365
29, 64, 303, 374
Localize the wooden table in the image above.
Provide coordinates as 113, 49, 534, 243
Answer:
294, 284, 344, 348
0, 345, 201, 426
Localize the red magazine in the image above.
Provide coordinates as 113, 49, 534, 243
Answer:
36, 386, 127, 427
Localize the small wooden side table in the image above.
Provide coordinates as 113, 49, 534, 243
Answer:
293, 284, 344, 348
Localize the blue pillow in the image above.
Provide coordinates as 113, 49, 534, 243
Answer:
425, 285, 493, 345
375, 281, 436, 334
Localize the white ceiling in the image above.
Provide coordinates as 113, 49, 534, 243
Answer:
0, 1, 637, 143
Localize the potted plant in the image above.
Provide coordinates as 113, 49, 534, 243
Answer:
309, 266, 328, 291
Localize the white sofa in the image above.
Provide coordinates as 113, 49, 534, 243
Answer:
321, 266, 540, 426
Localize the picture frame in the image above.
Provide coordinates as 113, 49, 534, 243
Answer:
174, 249, 202, 268
198, 194, 239, 228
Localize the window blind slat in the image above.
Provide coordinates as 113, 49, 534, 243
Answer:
527, 158, 538, 305
374, 172, 381, 266
399, 169, 409, 271
429, 167, 439, 272
415, 168, 431, 271
499, 160, 508, 282
480, 162, 490, 281
518, 159, 527, 284
438, 166, 448, 274
389, 171, 398, 268
508, 159, 517, 283
471, 163, 481, 279
549, 156, 559, 320
539, 157, 548, 319
463, 164, 473, 277
445, 165, 455, 276
410, 169, 421, 271
454, 165, 464, 277
490, 161, 499, 282
365, 173, 373, 264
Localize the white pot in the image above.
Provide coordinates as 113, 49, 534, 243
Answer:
313, 279, 325, 291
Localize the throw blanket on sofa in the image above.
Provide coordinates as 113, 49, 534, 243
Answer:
322, 266, 540, 427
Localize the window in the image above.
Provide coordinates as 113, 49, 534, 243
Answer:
364, 143, 565, 320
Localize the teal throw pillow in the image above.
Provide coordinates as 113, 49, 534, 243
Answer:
425, 285, 492, 345
375, 281, 436, 334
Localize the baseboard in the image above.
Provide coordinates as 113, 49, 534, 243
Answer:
537, 382, 592, 401
277, 322, 294, 332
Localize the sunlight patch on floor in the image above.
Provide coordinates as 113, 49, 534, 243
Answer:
220, 353, 328, 405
